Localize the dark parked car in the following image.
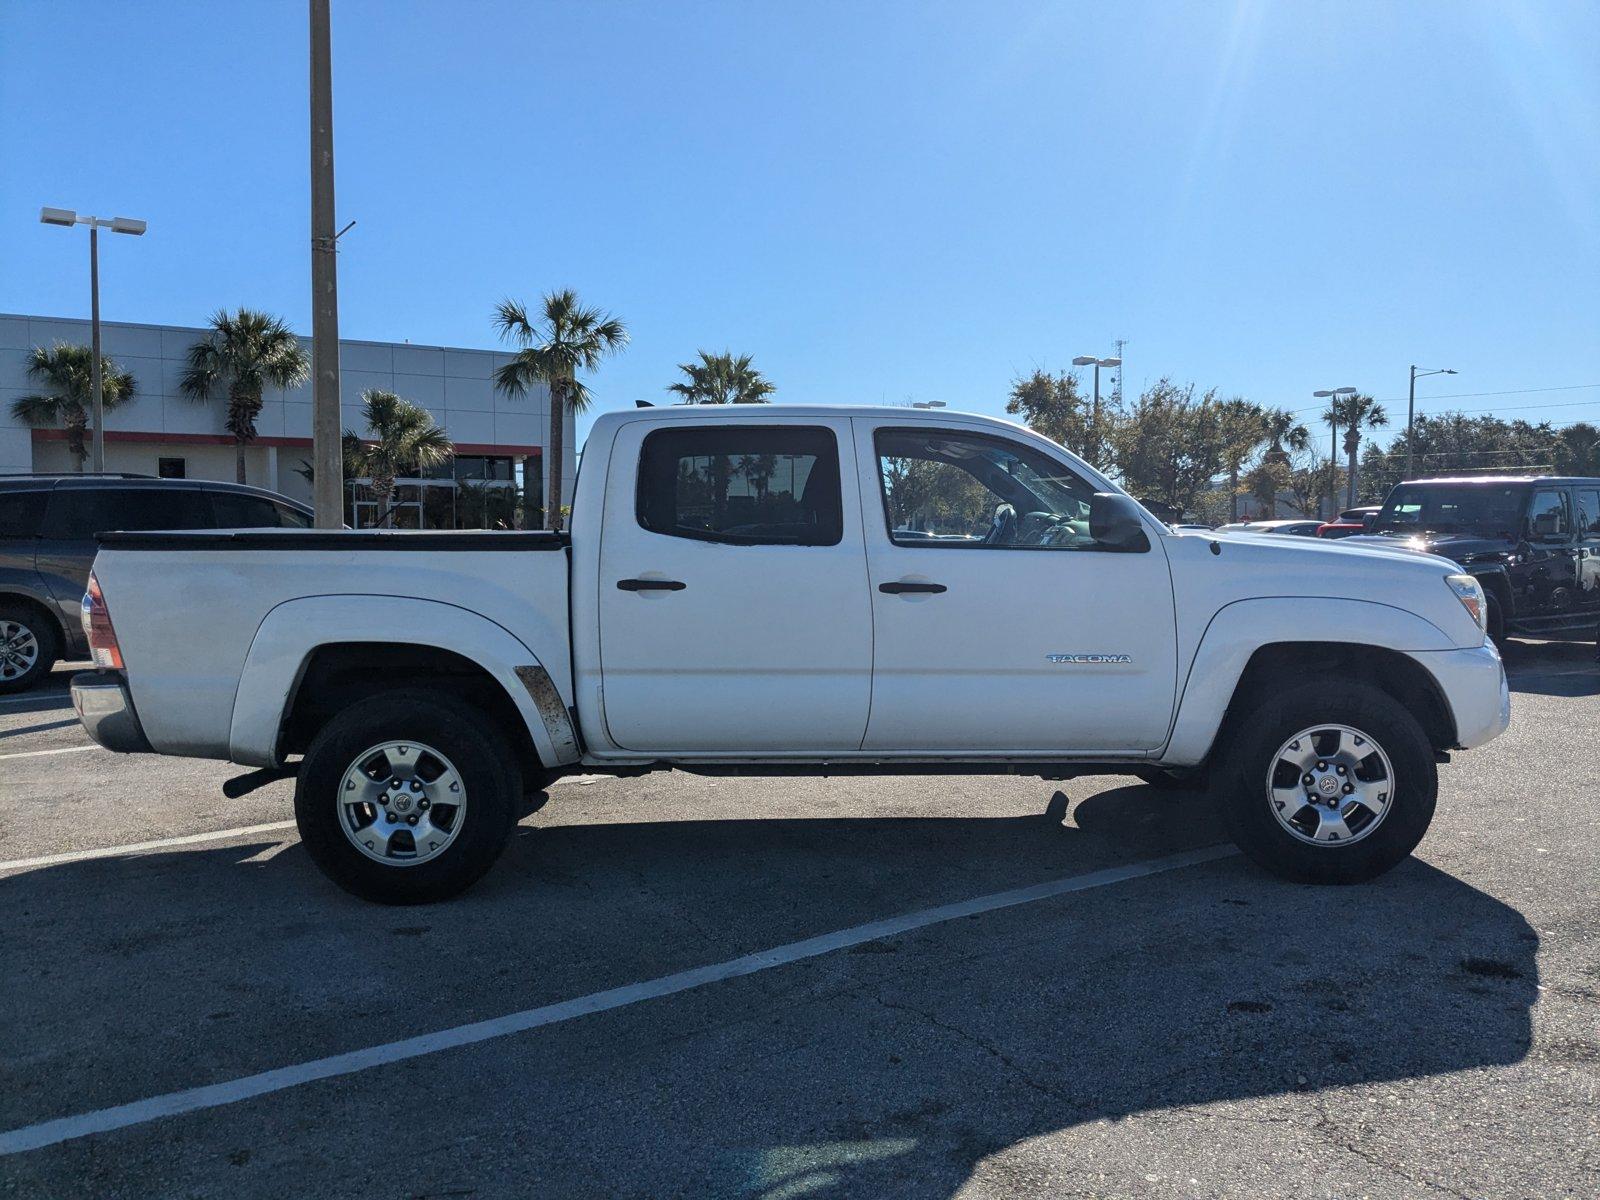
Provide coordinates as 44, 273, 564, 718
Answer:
1342, 475, 1600, 642
0, 474, 312, 691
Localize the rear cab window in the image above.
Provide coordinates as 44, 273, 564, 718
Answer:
635, 425, 843, 546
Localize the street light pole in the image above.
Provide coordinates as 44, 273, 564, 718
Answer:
39, 208, 146, 473
309, 0, 345, 528
1073, 354, 1121, 470
1313, 387, 1358, 520
1405, 365, 1457, 481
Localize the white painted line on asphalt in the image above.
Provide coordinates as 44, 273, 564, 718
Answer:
0, 820, 298, 873
0, 843, 1236, 1155
0, 745, 98, 762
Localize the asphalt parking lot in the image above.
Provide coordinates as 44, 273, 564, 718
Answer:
2, 644, 1597, 1200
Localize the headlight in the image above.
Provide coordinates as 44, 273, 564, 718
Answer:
1445, 574, 1487, 634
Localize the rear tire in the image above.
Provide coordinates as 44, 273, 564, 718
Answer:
1213, 681, 1436, 885
295, 689, 522, 904
0, 603, 59, 694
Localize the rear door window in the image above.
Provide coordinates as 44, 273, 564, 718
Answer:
0, 491, 48, 539
635, 425, 843, 546
1576, 489, 1600, 536
211, 491, 283, 528
43, 488, 214, 539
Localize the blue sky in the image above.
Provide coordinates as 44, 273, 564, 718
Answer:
3, 0, 1597, 448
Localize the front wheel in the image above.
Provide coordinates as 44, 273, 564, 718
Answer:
0, 604, 59, 694
295, 689, 522, 904
1213, 682, 1437, 885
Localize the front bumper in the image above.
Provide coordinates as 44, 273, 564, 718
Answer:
71, 672, 153, 754
1413, 642, 1511, 750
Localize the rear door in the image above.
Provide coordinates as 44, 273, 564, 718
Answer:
853, 419, 1178, 753
596, 418, 873, 754
36, 487, 213, 636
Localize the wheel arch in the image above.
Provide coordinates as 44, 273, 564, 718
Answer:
0, 589, 68, 655
228, 594, 579, 774
1165, 597, 1462, 766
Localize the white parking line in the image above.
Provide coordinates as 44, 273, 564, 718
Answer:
0, 843, 1236, 1155
0, 745, 97, 762
0, 820, 299, 873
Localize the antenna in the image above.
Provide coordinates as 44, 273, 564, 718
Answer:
1113, 338, 1127, 403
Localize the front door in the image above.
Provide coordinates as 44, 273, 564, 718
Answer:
597, 418, 873, 754
853, 419, 1178, 754
1519, 487, 1580, 618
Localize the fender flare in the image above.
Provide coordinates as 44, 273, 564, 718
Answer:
228, 594, 579, 769
1162, 596, 1457, 766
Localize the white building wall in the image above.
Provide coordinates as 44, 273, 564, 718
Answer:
0, 314, 572, 503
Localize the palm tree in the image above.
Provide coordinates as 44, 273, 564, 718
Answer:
1255, 407, 1309, 516
666, 351, 775, 405
1217, 398, 1266, 522
344, 390, 454, 527
493, 291, 628, 532
9, 343, 137, 469
180, 308, 310, 484
1336, 393, 1388, 507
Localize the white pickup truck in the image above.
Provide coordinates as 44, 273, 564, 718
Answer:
73, 405, 1510, 903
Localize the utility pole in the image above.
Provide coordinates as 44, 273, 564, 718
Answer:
88, 223, 102, 473
1405, 364, 1458, 481
309, 0, 344, 528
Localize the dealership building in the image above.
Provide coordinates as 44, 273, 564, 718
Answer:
0, 313, 568, 528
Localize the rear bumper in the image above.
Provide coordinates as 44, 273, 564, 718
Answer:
1412, 642, 1511, 750
71, 671, 153, 753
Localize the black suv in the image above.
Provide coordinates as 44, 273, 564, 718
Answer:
1344, 475, 1600, 642
0, 475, 313, 691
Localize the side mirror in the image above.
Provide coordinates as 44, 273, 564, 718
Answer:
1090, 492, 1151, 552
1362, 512, 1377, 530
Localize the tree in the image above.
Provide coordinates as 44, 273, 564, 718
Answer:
1249, 408, 1308, 517
1334, 393, 1387, 508
1553, 422, 1600, 476
344, 390, 454, 527
180, 308, 310, 484
1289, 453, 1345, 518
1111, 380, 1224, 518
666, 351, 774, 405
9, 343, 137, 469
1245, 458, 1293, 519
1216, 398, 1267, 522
493, 291, 628, 532
1358, 412, 1557, 500
1004, 370, 1114, 469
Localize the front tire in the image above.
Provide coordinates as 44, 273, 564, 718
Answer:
295, 689, 522, 904
0, 604, 58, 694
1214, 682, 1437, 885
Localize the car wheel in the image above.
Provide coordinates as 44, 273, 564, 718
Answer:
0, 604, 59, 694
1214, 681, 1436, 885
295, 688, 522, 904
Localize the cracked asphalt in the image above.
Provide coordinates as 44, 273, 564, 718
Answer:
1, 640, 1597, 1198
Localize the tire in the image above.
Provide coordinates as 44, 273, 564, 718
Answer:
1213, 681, 1437, 885
295, 689, 523, 904
0, 602, 60, 694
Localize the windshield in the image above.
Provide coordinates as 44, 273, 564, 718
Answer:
1373, 483, 1527, 537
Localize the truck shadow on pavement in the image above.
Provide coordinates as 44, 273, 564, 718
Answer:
1502, 637, 1600, 696
3, 786, 1539, 1198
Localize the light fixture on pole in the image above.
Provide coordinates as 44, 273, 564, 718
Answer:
1313, 387, 1357, 519
39, 207, 147, 473
1405, 366, 1457, 480
1072, 355, 1121, 468
911, 400, 947, 409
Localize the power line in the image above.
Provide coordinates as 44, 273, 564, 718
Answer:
1288, 382, 1600, 416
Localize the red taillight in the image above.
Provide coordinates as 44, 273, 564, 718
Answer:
82, 571, 124, 670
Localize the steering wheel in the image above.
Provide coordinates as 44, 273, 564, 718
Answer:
986, 502, 1018, 546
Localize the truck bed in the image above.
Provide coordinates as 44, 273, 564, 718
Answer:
91, 529, 572, 760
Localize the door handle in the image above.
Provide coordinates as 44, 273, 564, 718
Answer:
878, 581, 947, 594
616, 578, 686, 592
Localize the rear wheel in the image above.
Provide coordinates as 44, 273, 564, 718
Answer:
295, 689, 522, 904
0, 604, 59, 694
1214, 681, 1436, 884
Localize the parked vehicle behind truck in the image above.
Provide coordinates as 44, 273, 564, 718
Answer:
72, 406, 1509, 902
1342, 476, 1600, 642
